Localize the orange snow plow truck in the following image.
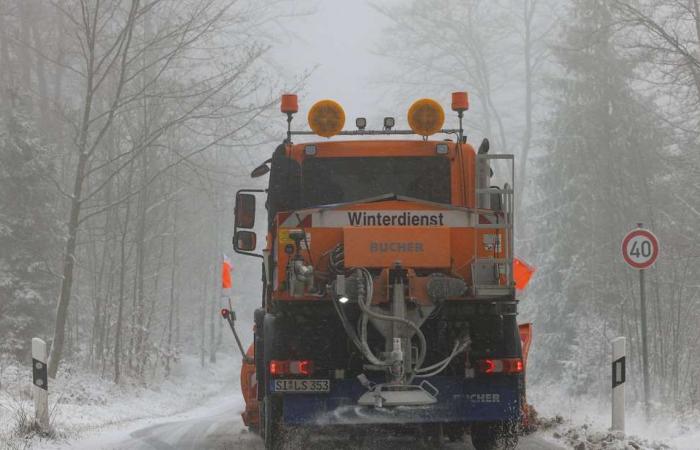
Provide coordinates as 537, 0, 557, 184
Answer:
229, 93, 533, 450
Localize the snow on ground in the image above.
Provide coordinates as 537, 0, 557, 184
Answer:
529, 384, 700, 449
37, 389, 247, 450
0, 354, 241, 450
3, 354, 699, 450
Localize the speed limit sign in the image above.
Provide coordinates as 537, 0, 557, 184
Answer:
622, 226, 658, 419
622, 228, 659, 269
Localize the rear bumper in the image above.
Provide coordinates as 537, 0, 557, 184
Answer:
277, 376, 521, 426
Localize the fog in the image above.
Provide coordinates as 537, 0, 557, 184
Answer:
1, 0, 699, 446
268, 1, 395, 123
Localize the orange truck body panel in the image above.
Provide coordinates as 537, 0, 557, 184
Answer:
519, 323, 533, 369
238, 133, 532, 430
286, 140, 477, 208
518, 323, 534, 429
240, 344, 259, 429
272, 199, 507, 302
343, 226, 451, 268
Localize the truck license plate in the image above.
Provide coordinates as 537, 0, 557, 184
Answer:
272, 379, 330, 393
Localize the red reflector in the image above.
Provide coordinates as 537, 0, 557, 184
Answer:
220, 308, 229, 319
477, 358, 523, 375
297, 360, 314, 376
514, 359, 524, 373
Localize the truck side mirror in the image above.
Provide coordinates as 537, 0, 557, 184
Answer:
235, 193, 256, 229
251, 162, 270, 178
234, 230, 257, 252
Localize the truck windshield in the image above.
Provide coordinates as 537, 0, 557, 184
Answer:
301, 156, 451, 207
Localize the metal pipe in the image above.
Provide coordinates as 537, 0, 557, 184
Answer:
290, 129, 461, 136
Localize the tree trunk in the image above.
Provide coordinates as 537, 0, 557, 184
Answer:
47, 1, 100, 377
30, 17, 49, 130
114, 162, 136, 384
132, 150, 149, 377
18, 0, 32, 99
201, 270, 208, 367
47, 153, 88, 378
209, 295, 217, 364
516, 0, 535, 216
113, 223, 129, 384
692, 0, 700, 103
165, 180, 179, 376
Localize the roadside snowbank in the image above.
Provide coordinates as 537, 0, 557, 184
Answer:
0, 354, 241, 449
529, 385, 700, 449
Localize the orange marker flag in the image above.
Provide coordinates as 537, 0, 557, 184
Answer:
222, 254, 233, 289
514, 257, 535, 291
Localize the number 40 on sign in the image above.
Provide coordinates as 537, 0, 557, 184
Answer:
622, 228, 659, 270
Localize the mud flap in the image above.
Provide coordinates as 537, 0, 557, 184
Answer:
518, 323, 534, 430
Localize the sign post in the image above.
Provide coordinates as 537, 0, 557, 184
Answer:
32, 338, 49, 431
621, 224, 659, 420
611, 337, 626, 432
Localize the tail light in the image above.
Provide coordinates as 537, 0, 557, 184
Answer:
269, 359, 315, 376
295, 360, 314, 376
269, 360, 289, 376
476, 358, 523, 375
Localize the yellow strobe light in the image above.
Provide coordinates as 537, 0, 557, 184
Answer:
407, 98, 445, 136
308, 99, 345, 138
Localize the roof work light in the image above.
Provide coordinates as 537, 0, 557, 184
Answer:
355, 117, 367, 130
383, 117, 395, 130
308, 99, 345, 138
407, 98, 445, 136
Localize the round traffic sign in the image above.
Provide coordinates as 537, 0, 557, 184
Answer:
622, 228, 659, 269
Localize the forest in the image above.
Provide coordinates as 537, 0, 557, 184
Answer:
1, 0, 699, 430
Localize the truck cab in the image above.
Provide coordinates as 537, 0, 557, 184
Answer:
232, 94, 530, 450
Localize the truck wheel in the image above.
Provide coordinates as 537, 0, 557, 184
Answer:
263, 396, 284, 450
470, 421, 518, 450
444, 424, 465, 442
419, 424, 445, 449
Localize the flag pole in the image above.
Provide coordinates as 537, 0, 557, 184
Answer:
220, 255, 253, 363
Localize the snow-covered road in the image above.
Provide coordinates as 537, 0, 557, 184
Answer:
60, 393, 565, 450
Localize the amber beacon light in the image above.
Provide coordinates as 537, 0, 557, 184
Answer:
281, 94, 299, 114
451, 91, 469, 112
308, 99, 346, 138
407, 98, 445, 137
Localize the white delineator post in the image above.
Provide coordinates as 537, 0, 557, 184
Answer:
32, 338, 49, 430
611, 337, 626, 432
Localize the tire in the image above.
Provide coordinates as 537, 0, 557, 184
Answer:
419, 424, 445, 449
470, 421, 518, 450
444, 423, 465, 442
261, 314, 285, 450
263, 395, 284, 450
254, 309, 266, 402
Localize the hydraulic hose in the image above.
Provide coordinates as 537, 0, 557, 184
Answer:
330, 291, 365, 353
354, 268, 428, 379
330, 272, 389, 367
414, 338, 471, 378
330, 267, 435, 378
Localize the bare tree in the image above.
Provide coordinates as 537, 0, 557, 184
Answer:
373, 0, 557, 213
45, 0, 274, 378
613, 0, 700, 131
